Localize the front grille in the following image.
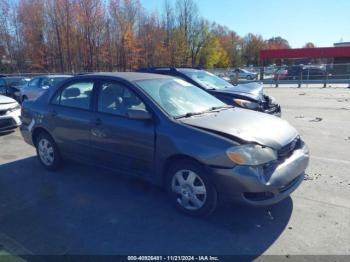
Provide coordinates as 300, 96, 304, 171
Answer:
0, 110, 7, 116
243, 192, 274, 201
278, 136, 301, 160
0, 118, 15, 129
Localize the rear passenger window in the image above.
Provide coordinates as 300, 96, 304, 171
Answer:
53, 82, 94, 110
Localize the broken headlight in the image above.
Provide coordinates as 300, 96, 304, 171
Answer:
226, 144, 277, 166
233, 98, 259, 109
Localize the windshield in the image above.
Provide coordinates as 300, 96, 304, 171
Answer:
178, 70, 234, 90
136, 78, 226, 118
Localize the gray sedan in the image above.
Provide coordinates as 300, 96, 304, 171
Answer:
20, 73, 309, 216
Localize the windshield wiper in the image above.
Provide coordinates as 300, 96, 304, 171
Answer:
175, 106, 233, 119
174, 111, 207, 119
209, 105, 233, 111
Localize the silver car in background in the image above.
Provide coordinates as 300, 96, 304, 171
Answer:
229, 68, 258, 80
20, 75, 72, 102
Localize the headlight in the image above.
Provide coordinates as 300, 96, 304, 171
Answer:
233, 98, 259, 109
226, 144, 277, 166
268, 95, 276, 104
6, 104, 21, 113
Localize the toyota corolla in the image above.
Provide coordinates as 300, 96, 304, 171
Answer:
20, 73, 309, 216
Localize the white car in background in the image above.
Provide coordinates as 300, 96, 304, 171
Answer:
0, 95, 21, 133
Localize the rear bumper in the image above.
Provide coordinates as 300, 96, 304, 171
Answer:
209, 143, 309, 206
19, 122, 34, 145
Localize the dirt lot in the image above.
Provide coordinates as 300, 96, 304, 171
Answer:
0, 86, 349, 258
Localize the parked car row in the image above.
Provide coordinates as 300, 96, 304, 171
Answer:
273, 65, 329, 80
20, 75, 72, 103
0, 76, 30, 101
0, 75, 73, 104
19, 70, 309, 216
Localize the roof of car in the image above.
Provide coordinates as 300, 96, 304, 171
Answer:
46, 75, 72, 78
84, 72, 173, 81
3, 76, 26, 79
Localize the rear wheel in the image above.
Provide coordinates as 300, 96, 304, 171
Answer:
166, 160, 217, 216
35, 132, 62, 171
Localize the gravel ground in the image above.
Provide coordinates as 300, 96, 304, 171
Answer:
0, 85, 349, 258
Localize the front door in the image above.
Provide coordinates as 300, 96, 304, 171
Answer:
90, 80, 155, 177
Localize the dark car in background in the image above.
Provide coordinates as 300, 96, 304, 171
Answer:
282, 65, 328, 80
20, 75, 72, 102
137, 67, 281, 116
0, 76, 30, 102
20, 72, 309, 216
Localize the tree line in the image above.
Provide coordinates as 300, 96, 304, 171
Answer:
0, 0, 312, 74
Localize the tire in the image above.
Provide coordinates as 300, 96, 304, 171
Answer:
165, 159, 217, 217
246, 75, 252, 80
35, 132, 62, 171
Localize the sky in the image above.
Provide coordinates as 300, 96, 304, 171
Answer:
139, 0, 350, 48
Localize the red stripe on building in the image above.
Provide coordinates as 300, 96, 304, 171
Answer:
260, 47, 350, 60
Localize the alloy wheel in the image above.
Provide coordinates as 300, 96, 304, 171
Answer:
38, 138, 54, 166
171, 169, 207, 210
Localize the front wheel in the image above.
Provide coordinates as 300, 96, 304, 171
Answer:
246, 75, 252, 80
35, 132, 62, 171
166, 160, 217, 216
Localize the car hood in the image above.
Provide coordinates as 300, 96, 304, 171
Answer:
216, 82, 264, 101
0, 95, 18, 110
180, 108, 297, 150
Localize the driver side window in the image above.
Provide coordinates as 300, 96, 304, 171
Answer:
98, 82, 146, 117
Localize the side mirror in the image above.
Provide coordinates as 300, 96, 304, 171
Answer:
127, 109, 152, 120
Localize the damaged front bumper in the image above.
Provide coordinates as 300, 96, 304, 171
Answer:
262, 95, 281, 116
210, 141, 309, 206
263, 103, 281, 117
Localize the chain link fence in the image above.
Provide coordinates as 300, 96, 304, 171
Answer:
2, 63, 350, 87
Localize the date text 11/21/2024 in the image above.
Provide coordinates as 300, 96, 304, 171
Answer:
127, 256, 220, 261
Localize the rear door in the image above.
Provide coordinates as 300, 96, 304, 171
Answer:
48, 80, 95, 161
90, 80, 155, 177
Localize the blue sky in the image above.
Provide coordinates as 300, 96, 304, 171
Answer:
139, 0, 350, 48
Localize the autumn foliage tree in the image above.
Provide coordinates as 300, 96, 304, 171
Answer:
0, 0, 310, 73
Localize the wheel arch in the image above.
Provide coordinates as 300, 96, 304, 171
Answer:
32, 127, 53, 146
161, 154, 205, 186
